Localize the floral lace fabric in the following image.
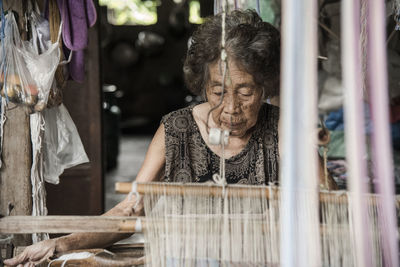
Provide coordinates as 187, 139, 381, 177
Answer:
162, 103, 279, 185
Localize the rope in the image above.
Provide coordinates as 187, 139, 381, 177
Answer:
0, 0, 10, 103
48, 0, 65, 107
323, 145, 329, 189
211, 0, 229, 191
206, 0, 228, 133
212, 132, 227, 195
360, 0, 369, 99
0, 98, 6, 168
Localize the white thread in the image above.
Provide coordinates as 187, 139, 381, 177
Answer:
221, 0, 226, 50
221, 49, 227, 61
135, 218, 143, 232
212, 128, 228, 198
211, 0, 229, 196
0, 98, 6, 168
47, 252, 93, 267
128, 181, 142, 212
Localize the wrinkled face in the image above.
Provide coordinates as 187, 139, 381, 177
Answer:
206, 59, 263, 138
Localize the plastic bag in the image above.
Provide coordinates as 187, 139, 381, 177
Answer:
0, 11, 60, 111
21, 10, 61, 111
42, 104, 89, 184
0, 12, 39, 107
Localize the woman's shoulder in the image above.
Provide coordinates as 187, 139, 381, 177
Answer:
161, 105, 194, 124
161, 105, 203, 135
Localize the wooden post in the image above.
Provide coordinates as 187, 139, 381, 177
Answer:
0, 1, 33, 246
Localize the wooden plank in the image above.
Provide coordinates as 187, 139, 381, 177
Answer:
115, 182, 400, 205
3, 215, 399, 239
0, 1, 32, 247
0, 216, 141, 234
0, 107, 32, 239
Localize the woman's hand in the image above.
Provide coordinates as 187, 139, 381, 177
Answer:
105, 194, 144, 217
3, 238, 57, 266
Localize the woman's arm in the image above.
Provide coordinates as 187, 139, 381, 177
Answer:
57, 123, 167, 250
4, 124, 166, 266
135, 123, 166, 183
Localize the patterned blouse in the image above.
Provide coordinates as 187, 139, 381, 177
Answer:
161, 103, 280, 185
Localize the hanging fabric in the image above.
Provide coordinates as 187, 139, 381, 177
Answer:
341, 1, 373, 266
56, 0, 97, 83
368, 0, 399, 266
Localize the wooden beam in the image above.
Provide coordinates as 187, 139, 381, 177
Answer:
115, 182, 400, 205
0, 216, 141, 234
2, 215, 399, 238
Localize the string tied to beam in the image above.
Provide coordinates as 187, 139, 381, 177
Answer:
128, 181, 142, 213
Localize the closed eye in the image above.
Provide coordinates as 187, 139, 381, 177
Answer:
239, 92, 252, 97
238, 88, 254, 97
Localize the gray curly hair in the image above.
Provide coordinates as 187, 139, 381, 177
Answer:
183, 9, 280, 99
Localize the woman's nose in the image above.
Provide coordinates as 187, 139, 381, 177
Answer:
223, 94, 240, 114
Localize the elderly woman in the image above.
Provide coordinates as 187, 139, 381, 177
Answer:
5, 9, 336, 266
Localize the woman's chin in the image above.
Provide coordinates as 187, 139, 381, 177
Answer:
227, 129, 246, 138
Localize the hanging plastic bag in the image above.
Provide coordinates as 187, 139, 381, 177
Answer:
42, 104, 89, 184
21, 9, 62, 111
0, 11, 61, 111
0, 12, 40, 108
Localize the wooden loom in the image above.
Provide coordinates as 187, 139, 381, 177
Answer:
1, 0, 399, 266
1, 182, 400, 266
1, 182, 400, 234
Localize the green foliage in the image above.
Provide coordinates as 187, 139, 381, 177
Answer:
189, 0, 204, 24
99, 0, 160, 25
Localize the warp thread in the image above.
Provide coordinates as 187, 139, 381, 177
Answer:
142, 184, 393, 266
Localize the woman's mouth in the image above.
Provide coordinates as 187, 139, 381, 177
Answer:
221, 121, 244, 129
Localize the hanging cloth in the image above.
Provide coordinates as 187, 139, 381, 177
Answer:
56, 0, 97, 82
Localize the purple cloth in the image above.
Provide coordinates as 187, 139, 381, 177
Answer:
56, 0, 96, 82
57, 0, 96, 51
70, 50, 85, 83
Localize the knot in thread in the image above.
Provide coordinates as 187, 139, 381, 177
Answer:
213, 173, 227, 197
221, 49, 227, 61
128, 181, 142, 211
